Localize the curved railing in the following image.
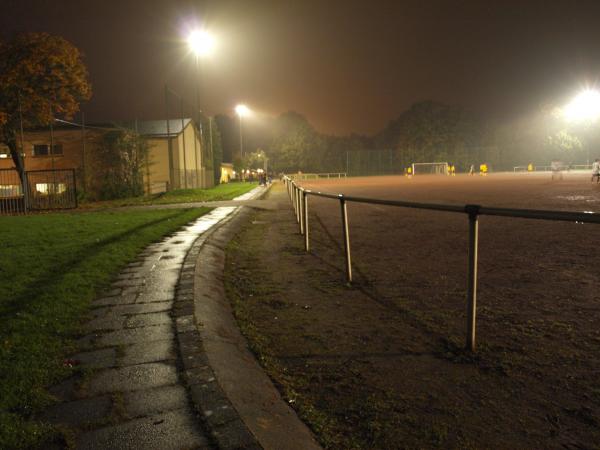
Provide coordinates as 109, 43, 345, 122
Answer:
282, 175, 600, 351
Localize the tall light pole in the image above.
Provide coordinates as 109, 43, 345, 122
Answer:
235, 104, 250, 160
187, 30, 214, 117
562, 88, 600, 166
187, 29, 215, 186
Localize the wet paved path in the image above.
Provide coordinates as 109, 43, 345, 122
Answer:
42, 205, 243, 449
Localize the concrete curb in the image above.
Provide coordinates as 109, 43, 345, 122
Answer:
174, 183, 321, 450
173, 186, 271, 449
174, 221, 260, 449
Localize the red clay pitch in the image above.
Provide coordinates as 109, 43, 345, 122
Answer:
290, 172, 600, 445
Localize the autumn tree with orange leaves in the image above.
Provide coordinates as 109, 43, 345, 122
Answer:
0, 32, 91, 185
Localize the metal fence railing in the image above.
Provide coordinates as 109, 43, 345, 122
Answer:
27, 169, 78, 211
0, 168, 26, 214
0, 168, 78, 215
282, 175, 600, 352
514, 164, 592, 172
287, 172, 347, 181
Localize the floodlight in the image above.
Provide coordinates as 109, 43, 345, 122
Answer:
187, 30, 215, 57
564, 89, 600, 123
235, 104, 250, 117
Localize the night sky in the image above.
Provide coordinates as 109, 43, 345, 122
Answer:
2, 0, 600, 135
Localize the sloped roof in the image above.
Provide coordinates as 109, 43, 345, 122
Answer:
123, 118, 193, 137
24, 118, 195, 137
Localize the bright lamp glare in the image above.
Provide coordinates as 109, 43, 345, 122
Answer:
235, 104, 250, 117
187, 30, 215, 56
564, 89, 600, 123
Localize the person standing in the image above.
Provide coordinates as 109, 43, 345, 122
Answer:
592, 159, 600, 183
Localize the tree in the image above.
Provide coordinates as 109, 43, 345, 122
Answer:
214, 114, 236, 163
267, 111, 324, 173
0, 32, 91, 189
376, 101, 488, 170
545, 130, 582, 158
208, 118, 224, 185
91, 129, 149, 200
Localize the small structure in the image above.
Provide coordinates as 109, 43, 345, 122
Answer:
220, 162, 235, 183
134, 119, 213, 193
0, 117, 214, 203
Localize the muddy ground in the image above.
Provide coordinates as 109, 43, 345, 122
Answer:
225, 173, 600, 449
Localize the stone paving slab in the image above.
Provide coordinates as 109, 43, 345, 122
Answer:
41, 395, 112, 426
95, 324, 173, 347
124, 311, 171, 328
76, 409, 210, 450
119, 339, 176, 366
123, 385, 189, 418
40, 186, 279, 449
85, 363, 178, 395
72, 348, 117, 369
93, 294, 138, 307
91, 301, 174, 317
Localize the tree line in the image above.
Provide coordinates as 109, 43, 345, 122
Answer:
215, 99, 599, 175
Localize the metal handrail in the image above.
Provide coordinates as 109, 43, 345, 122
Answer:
282, 175, 600, 352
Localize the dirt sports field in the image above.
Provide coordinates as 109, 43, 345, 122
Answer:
225, 172, 600, 449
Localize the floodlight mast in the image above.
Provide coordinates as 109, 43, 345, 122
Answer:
561, 88, 600, 165
564, 89, 600, 123
187, 30, 215, 57
235, 104, 251, 160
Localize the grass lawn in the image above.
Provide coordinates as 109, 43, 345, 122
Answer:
80, 182, 258, 208
0, 207, 210, 449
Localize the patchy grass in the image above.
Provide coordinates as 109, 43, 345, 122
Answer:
224, 184, 600, 449
80, 182, 258, 208
0, 207, 210, 449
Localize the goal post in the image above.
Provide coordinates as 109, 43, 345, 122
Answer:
411, 162, 449, 175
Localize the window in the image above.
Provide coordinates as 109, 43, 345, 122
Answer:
0, 185, 21, 197
33, 144, 48, 156
32, 144, 63, 157
35, 183, 66, 195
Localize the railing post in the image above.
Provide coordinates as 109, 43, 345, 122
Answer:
295, 186, 301, 224
465, 204, 480, 351
293, 185, 297, 217
303, 191, 309, 251
339, 196, 352, 283
299, 188, 304, 234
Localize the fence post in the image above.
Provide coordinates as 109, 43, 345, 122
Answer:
299, 188, 304, 235
292, 185, 297, 217
340, 196, 352, 283
296, 186, 301, 224
72, 169, 78, 209
303, 191, 309, 251
465, 204, 480, 351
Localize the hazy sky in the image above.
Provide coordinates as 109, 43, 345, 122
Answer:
2, 0, 600, 134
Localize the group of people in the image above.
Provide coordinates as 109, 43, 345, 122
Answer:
258, 172, 271, 186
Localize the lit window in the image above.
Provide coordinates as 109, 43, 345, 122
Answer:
36, 183, 49, 194
0, 185, 21, 197
35, 183, 67, 194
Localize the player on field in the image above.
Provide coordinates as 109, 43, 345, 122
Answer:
551, 160, 563, 181
592, 159, 600, 183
